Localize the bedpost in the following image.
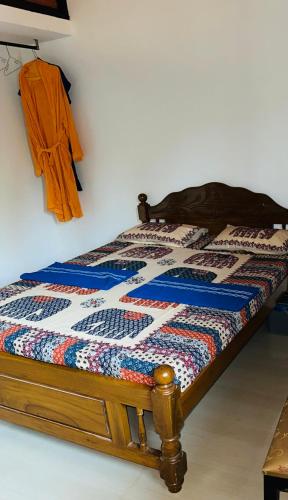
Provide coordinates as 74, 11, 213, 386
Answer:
138, 193, 150, 222
151, 365, 187, 493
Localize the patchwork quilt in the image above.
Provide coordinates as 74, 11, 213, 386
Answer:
0, 240, 287, 391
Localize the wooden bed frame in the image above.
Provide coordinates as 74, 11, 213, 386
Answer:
0, 182, 288, 494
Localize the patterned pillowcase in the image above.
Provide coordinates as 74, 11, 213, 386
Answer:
206, 225, 288, 255
186, 232, 215, 250
117, 222, 208, 248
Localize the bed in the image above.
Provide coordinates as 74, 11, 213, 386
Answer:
0, 182, 287, 494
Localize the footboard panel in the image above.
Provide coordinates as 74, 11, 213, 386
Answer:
0, 374, 110, 437
0, 352, 160, 469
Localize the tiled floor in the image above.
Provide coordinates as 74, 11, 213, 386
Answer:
0, 326, 287, 500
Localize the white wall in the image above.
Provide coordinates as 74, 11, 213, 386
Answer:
1, 0, 288, 286
0, 49, 101, 287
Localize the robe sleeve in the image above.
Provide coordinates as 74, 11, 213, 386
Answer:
20, 95, 43, 177
60, 78, 84, 163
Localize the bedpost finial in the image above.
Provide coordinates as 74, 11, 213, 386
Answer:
154, 365, 175, 386
138, 193, 148, 203
152, 364, 187, 492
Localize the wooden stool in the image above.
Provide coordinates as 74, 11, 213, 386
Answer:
263, 398, 288, 499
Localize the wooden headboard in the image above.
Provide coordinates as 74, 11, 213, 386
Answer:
138, 182, 288, 234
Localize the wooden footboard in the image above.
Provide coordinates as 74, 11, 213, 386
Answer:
0, 352, 160, 467
0, 351, 189, 492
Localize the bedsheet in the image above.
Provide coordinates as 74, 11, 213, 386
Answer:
0, 240, 287, 391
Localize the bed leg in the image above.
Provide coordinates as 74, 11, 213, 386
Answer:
151, 365, 187, 493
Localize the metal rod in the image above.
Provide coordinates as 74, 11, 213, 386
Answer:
0, 39, 39, 51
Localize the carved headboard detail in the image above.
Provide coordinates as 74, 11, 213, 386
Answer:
138, 183, 288, 234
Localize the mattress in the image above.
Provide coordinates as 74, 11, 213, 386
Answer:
0, 240, 287, 391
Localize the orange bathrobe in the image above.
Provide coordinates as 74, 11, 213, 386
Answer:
19, 60, 83, 222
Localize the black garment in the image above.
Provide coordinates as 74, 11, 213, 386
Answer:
19, 61, 83, 191
57, 67, 83, 191
69, 148, 82, 191
58, 66, 72, 103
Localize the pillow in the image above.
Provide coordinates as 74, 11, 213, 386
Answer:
206, 225, 288, 255
117, 222, 208, 248
186, 232, 215, 250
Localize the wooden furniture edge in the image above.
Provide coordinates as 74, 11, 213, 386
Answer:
263, 397, 288, 499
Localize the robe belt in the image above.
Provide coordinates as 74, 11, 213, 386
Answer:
37, 135, 66, 165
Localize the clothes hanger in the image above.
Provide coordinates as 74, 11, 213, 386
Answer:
32, 48, 39, 59
3, 45, 22, 76
0, 56, 7, 72
0, 46, 7, 72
